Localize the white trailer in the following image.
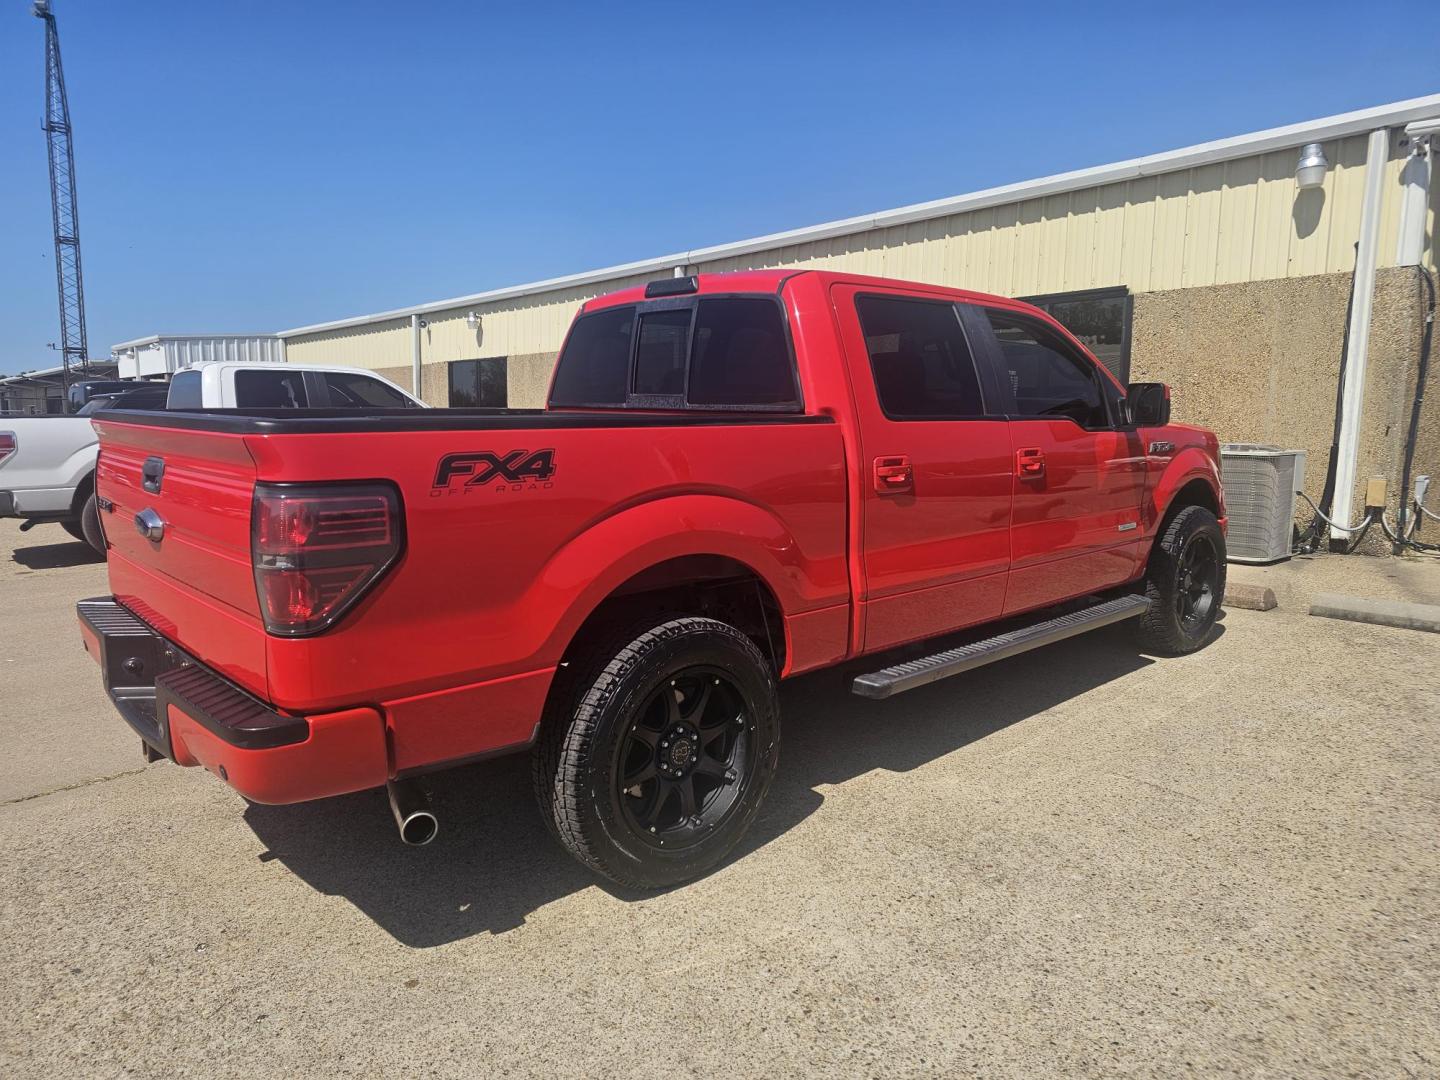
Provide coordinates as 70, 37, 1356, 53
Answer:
111, 334, 286, 378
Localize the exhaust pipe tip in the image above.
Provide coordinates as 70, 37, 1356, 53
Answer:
397, 809, 439, 846
387, 779, 438, 846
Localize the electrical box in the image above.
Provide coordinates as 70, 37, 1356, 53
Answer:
1364, 477, 1388, 511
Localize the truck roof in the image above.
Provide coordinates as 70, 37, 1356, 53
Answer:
583, 269, 1032, 314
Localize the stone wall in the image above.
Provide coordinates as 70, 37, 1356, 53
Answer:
1131, 267, 1436, 551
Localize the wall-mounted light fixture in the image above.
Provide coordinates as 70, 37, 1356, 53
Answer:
465, 311, 480, 330
1295, 142, 1328, 189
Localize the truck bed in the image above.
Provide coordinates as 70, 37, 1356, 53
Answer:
92, 406, 849, 774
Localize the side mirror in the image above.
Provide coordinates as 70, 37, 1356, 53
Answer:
1126, 382, 1171, 426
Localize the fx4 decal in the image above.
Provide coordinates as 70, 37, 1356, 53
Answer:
432, 449, 558, 495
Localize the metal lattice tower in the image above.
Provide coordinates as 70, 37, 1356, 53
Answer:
34, 0, 88, 409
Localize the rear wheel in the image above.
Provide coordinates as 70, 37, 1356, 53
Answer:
77, 493, 105, 555
1136, 504, 1225, 655
61, 519, 86, 543
534, 616, 780, 889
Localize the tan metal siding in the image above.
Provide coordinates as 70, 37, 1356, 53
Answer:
286, 134, 1435, 380
691, 134, 1426, 294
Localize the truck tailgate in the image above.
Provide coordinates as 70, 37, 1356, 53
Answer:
93, 419, 269, 698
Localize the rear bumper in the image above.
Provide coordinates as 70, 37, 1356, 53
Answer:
1, 485, 75, 517
77, 597, 388, 804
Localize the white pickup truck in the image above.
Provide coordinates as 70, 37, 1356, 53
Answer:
1, 362, 422, 553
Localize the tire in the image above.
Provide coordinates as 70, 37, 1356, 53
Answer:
77, 493, 106, 555
61, 519, 86, 543
533, 616, 780, 889
1136, 504, 1226, 655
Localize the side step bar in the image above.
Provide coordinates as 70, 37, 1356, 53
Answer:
851, 594, 1150, 699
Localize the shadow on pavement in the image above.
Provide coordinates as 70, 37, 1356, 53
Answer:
244, 624, 1157, 947
11, 535, 105, 569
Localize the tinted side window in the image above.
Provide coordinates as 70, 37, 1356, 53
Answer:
985, 310, 1108, 428
1021, 289, 1132, 382
854, 295, 984, 419
632, 309, 691, 397
234, 369, 308, 409
549, 307, 635, 406
324, 371, 414, 408
167, 371, 202, 409
688, 298, 797, 406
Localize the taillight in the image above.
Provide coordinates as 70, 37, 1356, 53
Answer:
0, 432, 15, 467
251, 482, 404, 636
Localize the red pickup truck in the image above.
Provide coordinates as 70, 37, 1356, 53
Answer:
79, 270, 1225, 888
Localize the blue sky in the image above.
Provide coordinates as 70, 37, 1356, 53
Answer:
2, 0, 1437, 375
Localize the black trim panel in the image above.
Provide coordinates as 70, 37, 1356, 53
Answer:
91, 408, 835, 435
156, 664, 308, 750
78, 596, 307, 753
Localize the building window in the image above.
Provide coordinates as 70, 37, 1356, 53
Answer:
449, 357, 508, 408
1018, 286, 1132, 383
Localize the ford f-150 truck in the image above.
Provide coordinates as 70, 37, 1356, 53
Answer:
78, 270, 1225, 888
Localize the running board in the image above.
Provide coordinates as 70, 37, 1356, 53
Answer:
851, 594, 1150, 699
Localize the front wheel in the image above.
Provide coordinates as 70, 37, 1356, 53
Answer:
1136, 504, 1226, 655
533, 616, 780, 889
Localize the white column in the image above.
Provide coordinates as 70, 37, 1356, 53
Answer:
1330, 127, 1390, 545
410, 313, 422, 402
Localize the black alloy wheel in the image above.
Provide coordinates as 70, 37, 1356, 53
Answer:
1136, 503, 1227, 655
615, 666, 751, 849
1175, 532, 1219, 633
533, 616, 780, 889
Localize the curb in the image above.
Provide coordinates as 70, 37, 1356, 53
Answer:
1224, 583, 1278, 611
1308, 593, 1440, 634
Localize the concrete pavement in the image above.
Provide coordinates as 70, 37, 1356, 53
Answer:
2, 518, 1437, 1078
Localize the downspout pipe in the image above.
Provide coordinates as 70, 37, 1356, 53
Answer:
1396, 122, 1434, 267
1329, 127, 1390, 550
410, 313, 422, 402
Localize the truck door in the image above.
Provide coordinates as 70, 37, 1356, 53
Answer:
831, 285, 1014, 653
972, 306, 1147, 615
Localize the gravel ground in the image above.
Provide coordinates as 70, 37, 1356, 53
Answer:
1, 518, 1437, 1078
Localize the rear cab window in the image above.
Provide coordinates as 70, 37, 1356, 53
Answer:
549, 307, 635, 406
549, 295, 798, 411
166, 370, 202, 409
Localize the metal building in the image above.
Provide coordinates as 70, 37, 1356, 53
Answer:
279, 95, 1440, 530
110, 334, 286, 378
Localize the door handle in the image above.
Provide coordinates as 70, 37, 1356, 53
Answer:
873, 455, 913, 495
1016, 447, 1046, 481
142, 456, 165, 494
